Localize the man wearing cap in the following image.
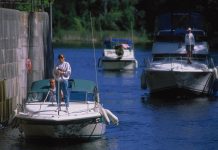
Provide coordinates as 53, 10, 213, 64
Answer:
185, 27, 195, 64
54, 54, 71, 111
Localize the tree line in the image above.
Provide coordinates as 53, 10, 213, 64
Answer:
4, 0, 217, 43
52, 0, 218, 39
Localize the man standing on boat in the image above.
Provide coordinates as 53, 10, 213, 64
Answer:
185, 27, 195, 64
54, 54, 71, 111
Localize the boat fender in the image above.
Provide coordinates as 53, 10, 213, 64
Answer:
26, 58, 32, 73
141, 70, 147, 89
100, 107, 110, 124
213, 67, 218, 79
105, 109, 119, 125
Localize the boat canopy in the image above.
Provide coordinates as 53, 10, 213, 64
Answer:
69, 79, 97, 93
30, 79, 97, 94
104, 38, 133, 49
156, 29, 207, 42
157, 12, 204, 31
154, 12, 207, 42
28, 79, 97, 102
30, 79, 50, 93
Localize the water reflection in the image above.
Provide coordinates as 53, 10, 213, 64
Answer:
0, 128, 111, 150
141, 91, 215, 107
100, 70, 137, 78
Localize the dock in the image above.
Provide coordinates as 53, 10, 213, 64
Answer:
0, 1, 53, 125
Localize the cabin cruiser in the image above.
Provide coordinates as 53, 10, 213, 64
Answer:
98, 38, 138, 70
11, 79, 118, 139
141, 12, 218, 96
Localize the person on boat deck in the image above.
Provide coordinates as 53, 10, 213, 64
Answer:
54, 54, 71, 111
48, 79, 63, 102
185, 27, 195, 64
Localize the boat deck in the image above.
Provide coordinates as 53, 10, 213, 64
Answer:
19, 101, 101, 121
148, 59, 211, 72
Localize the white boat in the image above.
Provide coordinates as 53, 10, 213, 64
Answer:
141, 12, 218, 96
98, 38, 138, 70
11, 79, 118, 139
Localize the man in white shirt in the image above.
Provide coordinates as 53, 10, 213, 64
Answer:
185, 27, 195, 64
54, 54, 71, 111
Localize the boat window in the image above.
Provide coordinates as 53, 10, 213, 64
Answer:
155, 30, 207, 42
155, 34, 183, 42
27, 92, 47, 102
69, 91, 94, 102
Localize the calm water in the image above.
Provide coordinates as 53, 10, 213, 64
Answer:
1, 47, 218, 150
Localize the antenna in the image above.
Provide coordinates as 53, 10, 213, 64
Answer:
90, 13, 100, 102
131, 22, 134, 50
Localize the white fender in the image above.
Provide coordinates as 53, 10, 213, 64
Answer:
100, 107, 110, 124
213, 67, 218, 79
105, 109, 119, 125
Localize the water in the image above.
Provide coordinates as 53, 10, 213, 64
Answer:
1, 47, 218, 150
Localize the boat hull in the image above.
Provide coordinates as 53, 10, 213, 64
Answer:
17, 116, 106, 139
143, 70, 215, 96
99, 59, 138, 70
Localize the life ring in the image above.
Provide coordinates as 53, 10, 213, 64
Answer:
115, 45, 124, 59
26, 58, 32, 73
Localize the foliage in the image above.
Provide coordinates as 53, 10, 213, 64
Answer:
4, 0, 218, 45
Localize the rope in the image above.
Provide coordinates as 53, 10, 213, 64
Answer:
90, 13, 100, 102
88, 123, 98, 140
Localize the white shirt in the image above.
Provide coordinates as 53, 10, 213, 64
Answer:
185, 32, 195, 45
55, 61, 71, 80
49, 88, 56, 102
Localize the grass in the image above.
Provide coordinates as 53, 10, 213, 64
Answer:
53, 30, 152, 48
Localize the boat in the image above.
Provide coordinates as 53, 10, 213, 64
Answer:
11, 79, 119, 139
141, 12, 218, 96
98, 38, 138, 70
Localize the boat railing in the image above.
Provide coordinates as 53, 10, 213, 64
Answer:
144, 57, 152, 68
208, 57, 215, 68
145, 55, 213, 68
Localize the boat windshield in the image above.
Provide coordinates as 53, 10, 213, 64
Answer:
104, 38, 133, 49
69, 91, 94, 102
26, 91, 48, 102
155, 30, 207, 42
26, 91, 95, 103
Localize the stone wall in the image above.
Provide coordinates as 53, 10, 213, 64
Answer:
0, 8, 52, 124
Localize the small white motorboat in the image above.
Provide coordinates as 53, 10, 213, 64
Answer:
141, 12, 218, 96
98, 38, 138, 70
11, 79, 118, 139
